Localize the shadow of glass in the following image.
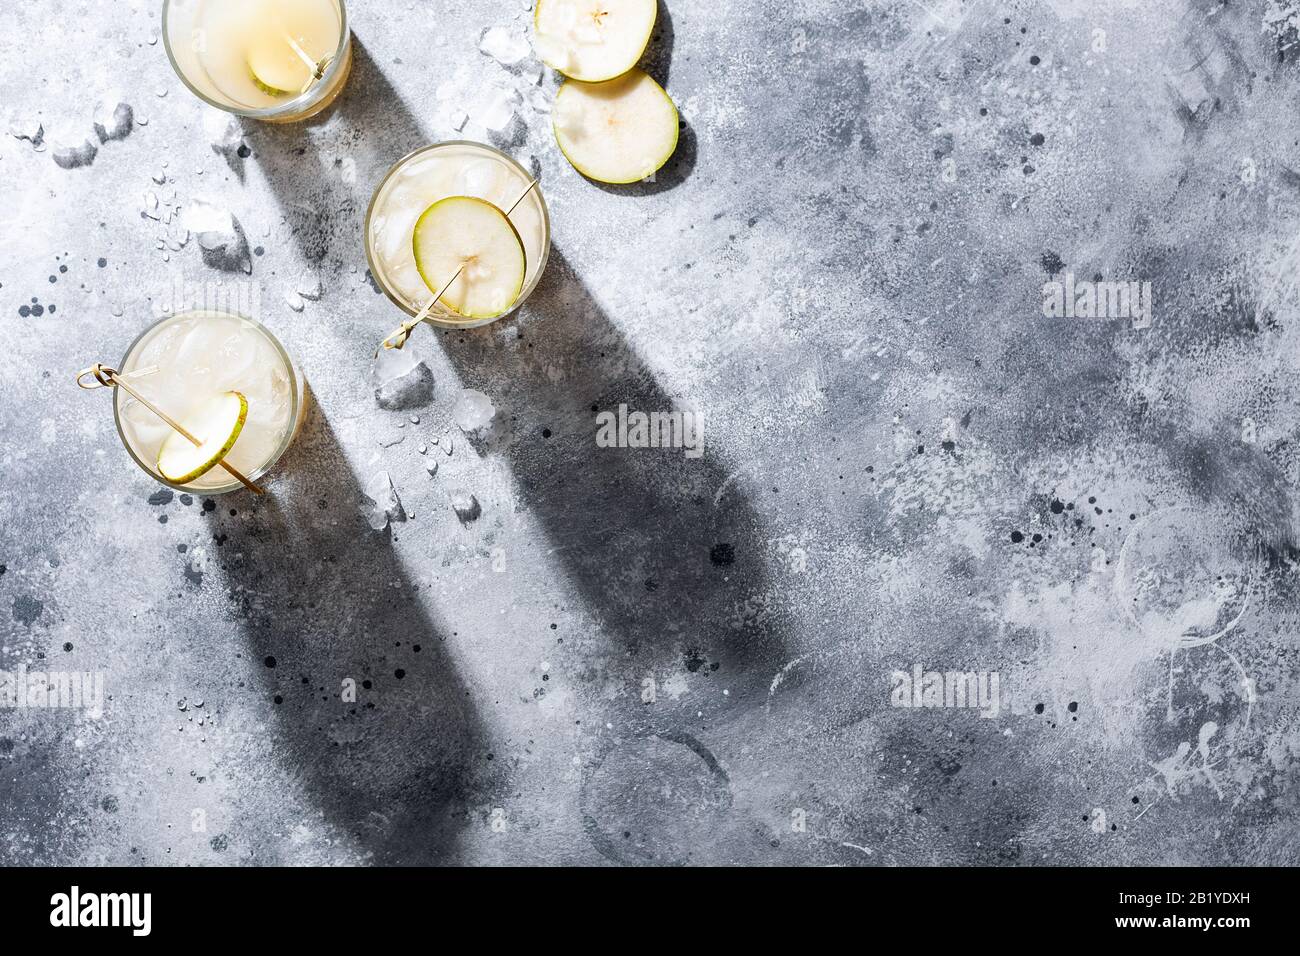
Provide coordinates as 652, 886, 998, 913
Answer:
240, 37, 429, 267
434, 247, 791, 722
640, 0, 676, 88
211, 400, 495, 863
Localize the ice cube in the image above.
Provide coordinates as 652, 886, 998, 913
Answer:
425, 460, 439, 476
284, 290, 305, 312
203, 107, 243, 155
370, 345, 434, 410
48, 124, 98, 168
479, 26, 531, 66
120, 395, 169, 448
476, 86, 520, 132
449, 490, 481, 523
245, 365, 291, 431
455, 160, 503, 199
93, 96, 134, 142
453, 388, 496, 433
378, 205, 422, 263
211, 325, 261, 392
297, 272, 322, 300
185, 198, 237, 250
449, 109, 470, 132
8, 116, 44, 148
528, 88, 552, 114
358, 471, 403, 530
166, 222, 190, 248
184, 198, 249, 271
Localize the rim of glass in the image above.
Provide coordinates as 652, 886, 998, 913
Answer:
363, 141, 553, 330
161, 0, 352, 120
112, 310, 305, 494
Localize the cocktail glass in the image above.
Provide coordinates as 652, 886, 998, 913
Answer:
163, 0, 352, 123
112, 310, 306, 493
365, 142, 552, 330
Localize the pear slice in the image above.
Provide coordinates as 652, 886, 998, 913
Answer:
535, 0, 657, 82
156, 391, 249, 485
553, 68, 678, 184
412, 196, 527, 320
249, 67, 294, 98
247, 37, 312, 96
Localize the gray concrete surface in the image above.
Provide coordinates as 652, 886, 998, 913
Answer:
2, 0, 1299, 865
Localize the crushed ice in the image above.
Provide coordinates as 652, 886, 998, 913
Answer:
452, 388, 496, 433
9, 116, 44, 149
297, 272, 323, 300
476, 86, 521, 132
47, 123, 98, 169
184, 198, 250, 272
479, 26, 531, 66
370, 345, 434, 409
358, 471, 403, 531
203, 107, 244, 156
93, 96, 134, 142
450, 490, 481, 523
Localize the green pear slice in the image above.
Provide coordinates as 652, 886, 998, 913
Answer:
535, 0, 657, 82
247, 38, 311, 96
249, 67, 294, 98
156, 391, 249, 485
553, 68, 678, 184
412, 196, 527, 320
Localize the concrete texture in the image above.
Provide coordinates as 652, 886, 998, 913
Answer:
2, 0, 1299, 866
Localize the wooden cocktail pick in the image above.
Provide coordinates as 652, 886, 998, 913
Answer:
282, 33, 335, 94
379, 178, 540, 352
76, 363, 265, 494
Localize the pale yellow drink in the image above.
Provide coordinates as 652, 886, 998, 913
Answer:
164, 0, 351, 120
366, 143, 552, 328
114, 312, 306, 492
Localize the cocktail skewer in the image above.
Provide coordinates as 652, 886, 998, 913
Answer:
280, 32, 334, 93
379, 178, 540, 352
76, 363, 265, 494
